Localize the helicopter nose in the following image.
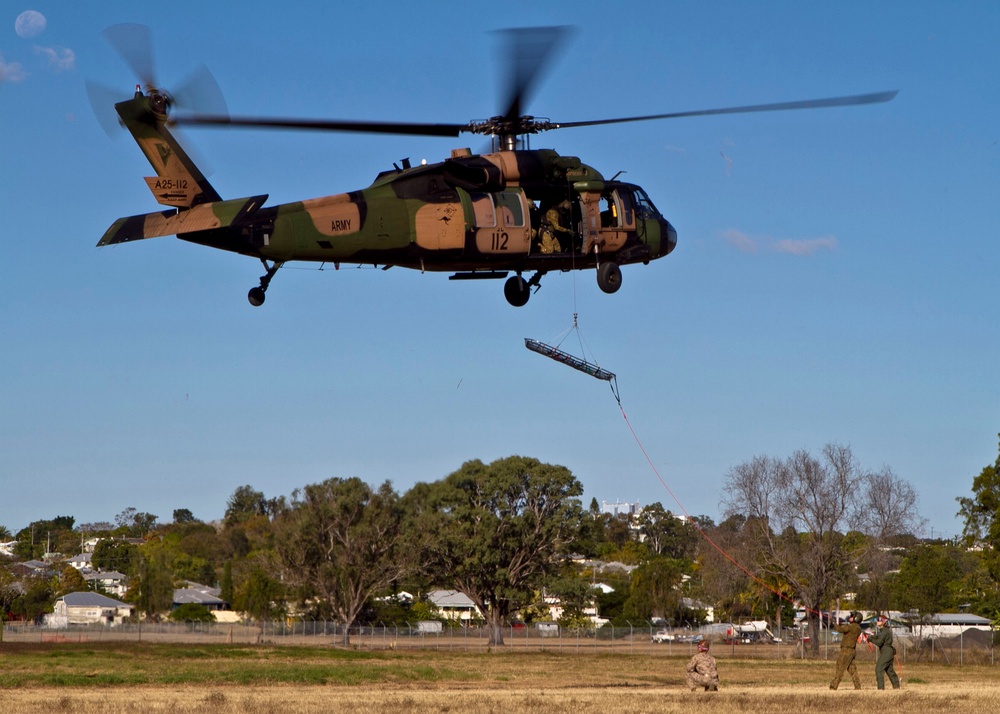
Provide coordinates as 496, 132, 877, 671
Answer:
662, 219, 677, 256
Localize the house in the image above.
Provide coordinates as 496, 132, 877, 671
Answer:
173, 582, 227, 612
64, 552, 92, 570
11, 560, 53, 578
84, 570, 128, 598
680, 597, 715, 624
46, 592, 132, 627
426, 590, 479, 621
543, 583, 610, 626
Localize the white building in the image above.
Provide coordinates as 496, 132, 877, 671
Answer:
83, 570, 128, 598
46, 592, 132, 627
602, 500, 640, 517
427, 589, 479, 621
915, 613, 993, 639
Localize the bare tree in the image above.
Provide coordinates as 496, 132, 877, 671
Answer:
721, 444, 866, 652
855, 466, 925, 613
857, 466, 924, 541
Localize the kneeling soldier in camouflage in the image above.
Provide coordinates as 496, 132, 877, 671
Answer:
685, 640, 719, 691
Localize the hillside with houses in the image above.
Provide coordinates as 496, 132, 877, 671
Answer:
2, 445, 999, 649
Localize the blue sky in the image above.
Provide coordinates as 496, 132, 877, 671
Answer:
1, 2, 997, 540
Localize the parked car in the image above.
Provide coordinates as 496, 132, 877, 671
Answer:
651, 630, 676, 643
675, 633, 704, 643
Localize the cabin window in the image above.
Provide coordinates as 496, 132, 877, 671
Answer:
470, 193, 496, 227
495, 191, 525, 227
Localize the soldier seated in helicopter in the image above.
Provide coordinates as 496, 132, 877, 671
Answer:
538, 199, 575, 254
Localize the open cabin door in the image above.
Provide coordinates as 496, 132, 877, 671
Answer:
591, 187, 634, 253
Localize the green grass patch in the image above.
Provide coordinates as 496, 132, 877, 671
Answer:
0, 642, 468, 688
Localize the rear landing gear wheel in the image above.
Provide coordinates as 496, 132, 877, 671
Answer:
504, 275, 531, 307
597, 261, 622, 294
247, 259, 284, 307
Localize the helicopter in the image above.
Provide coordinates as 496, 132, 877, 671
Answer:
95, 25, 897, 307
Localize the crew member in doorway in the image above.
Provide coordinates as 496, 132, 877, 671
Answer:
539, 200, 574, 253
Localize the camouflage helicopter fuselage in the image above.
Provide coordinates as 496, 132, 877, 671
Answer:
100, 90, 676, 306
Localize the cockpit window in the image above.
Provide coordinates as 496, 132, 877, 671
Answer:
631, 187, 661, 219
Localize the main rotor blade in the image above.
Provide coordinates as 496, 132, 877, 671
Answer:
172, 114, 465, 138
550, 90, 899, 130
103, 23, 157, 89
173, 64, 229, 118
86, 80, 125, 137
499, 26, 574, 123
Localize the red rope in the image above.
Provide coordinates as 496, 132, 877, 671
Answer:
618, 402, 819, 617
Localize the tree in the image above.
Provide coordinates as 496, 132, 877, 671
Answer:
220, 561, 234, 605
957, 434, 1000, 580
638, 503, 700, 560
855, 466, 924, 614
91, 539, 139, 575
626, 557, 686, 621
692, 515, 755, 622
114, 508, 158, 538
224, 486, 270, 527
858, 467, 924, 541
130, 554, 175, 620
58, 566, 87, 597
0, 566, 20, 638
172, 509, 197, 524
546, 575, 594, 630
405, 456, 583, 646
721, 445, 867, 653
232, 563, 285, 638
889, 544, 964, 618
275, 477, 404, 645
11, 576, 53, 624
169, 602, 215, 622
13, 517, 77, 560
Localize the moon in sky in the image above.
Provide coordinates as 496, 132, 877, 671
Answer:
15, 10, 47, 39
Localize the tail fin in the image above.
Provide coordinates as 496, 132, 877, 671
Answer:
116, 88, 221, 208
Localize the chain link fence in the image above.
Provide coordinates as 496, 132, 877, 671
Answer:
2, 620, 996, 664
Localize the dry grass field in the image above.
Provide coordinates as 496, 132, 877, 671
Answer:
0, 642, 996, 713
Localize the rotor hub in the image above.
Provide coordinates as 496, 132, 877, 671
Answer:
146, 87, 173, 118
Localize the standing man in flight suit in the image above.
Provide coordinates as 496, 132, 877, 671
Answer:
829, 611, 864, 690
871, 616, 900, 690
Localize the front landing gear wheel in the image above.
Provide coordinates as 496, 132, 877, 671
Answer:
248, 287, 266, 306
504, 275, 531, 307
597, 261, 622, 294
